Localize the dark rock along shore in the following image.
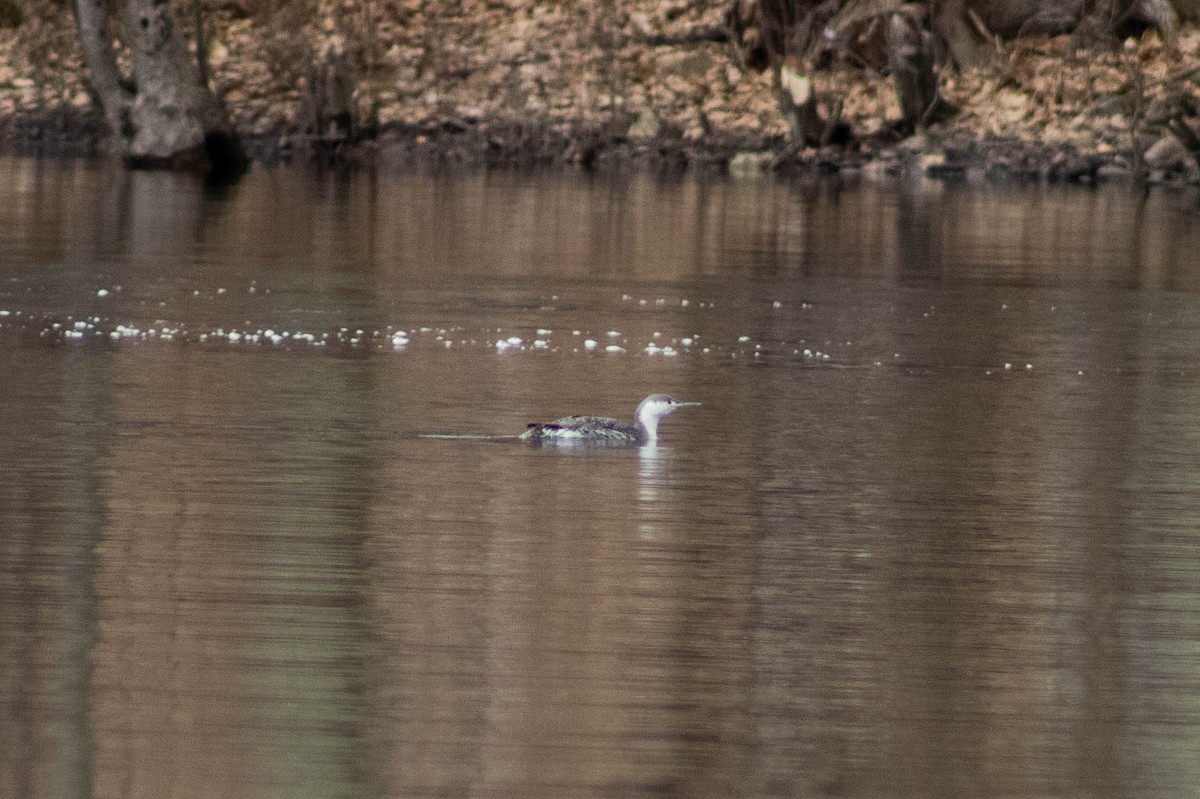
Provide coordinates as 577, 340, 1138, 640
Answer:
2, 0, 1200, 182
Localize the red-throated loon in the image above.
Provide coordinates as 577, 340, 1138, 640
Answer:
519, 394, 700, 444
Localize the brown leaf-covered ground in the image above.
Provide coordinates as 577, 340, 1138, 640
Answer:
2, 0, 1199, 181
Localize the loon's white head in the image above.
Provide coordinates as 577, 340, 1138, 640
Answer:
635, 394, 701, 442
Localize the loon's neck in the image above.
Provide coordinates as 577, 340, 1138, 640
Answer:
635, 409, 659, 443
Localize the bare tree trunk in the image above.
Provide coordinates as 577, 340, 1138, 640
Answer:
887, 4, 952, 133
778, 64, 827, 144
73, 0, 132, 136
73, 0, 246, 172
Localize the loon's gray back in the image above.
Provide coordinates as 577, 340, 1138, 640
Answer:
519, 414, 643, 443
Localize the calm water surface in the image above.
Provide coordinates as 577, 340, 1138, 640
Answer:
3, 156, 1200, 798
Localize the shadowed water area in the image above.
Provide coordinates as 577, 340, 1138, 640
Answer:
3, 156, 1200, 798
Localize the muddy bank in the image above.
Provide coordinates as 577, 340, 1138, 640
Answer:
355, 119, 1147, 184
0, 103, 1178, 184
1, 1, 1199, 183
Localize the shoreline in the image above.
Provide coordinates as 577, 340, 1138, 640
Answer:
0, 106, 1176, 186
0, 101, 1186, 187
2, 3, 1199, 185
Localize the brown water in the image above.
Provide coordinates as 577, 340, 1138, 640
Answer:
3, 156, 1200, 798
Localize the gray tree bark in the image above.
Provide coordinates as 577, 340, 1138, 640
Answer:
886, 4, 951, 133
73, 0, 132, 137
73, 0, 246, 172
